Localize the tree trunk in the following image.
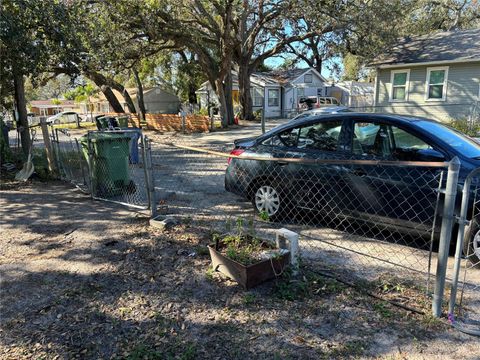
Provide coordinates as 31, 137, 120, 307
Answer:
215, 78, 228, 128
224, 70, 234, 125
132, 69, 146, 122
13, 73, 30, 156
238, 62, 254, 120
100, 86, 124, 113
188, 82, 197, 104
86, 71, 136, 113
119, 87, 136, 114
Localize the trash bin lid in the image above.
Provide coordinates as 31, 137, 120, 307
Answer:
88, 133, 132, 143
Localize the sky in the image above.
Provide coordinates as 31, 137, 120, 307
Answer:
264, 55, 343, 80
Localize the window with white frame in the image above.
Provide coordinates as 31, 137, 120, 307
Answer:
304, 73, 313, 83
297, 87, 305, 98
268, 89, 280, 107
250, 88, 264, 107
390, 69, 410, 101
426, 67, 448, 100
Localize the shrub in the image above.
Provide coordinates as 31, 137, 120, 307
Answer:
449, 118, 480, 137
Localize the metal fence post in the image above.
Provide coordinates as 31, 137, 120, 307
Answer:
86, 132, 95, 199
50, 127, 62, 176
143, 136, 157, 218
448, 168, 480, 317
433, 157, 460, 317
39, 118, 56, 174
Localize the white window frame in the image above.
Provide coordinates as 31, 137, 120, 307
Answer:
425, 66, 449, 101
250, 87, 264, 107
304, 73, 313, 83
389, 69, 410, 102
268, 88, 280, 107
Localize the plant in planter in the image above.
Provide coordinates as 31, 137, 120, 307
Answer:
208, 218, 290, 289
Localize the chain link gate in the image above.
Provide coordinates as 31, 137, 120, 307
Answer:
449, 168, 480, 336
84, 130, 152, 210
50, 127, 156, 214
50, 127, 90, 193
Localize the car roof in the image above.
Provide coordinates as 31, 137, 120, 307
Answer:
304, 106, 349, 113
258, 113, 437, 141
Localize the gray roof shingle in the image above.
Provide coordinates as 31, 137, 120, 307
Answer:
372, 28, 480, 66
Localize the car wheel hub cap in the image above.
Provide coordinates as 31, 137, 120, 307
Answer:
473, 230, 480, 258
255, 186, 280, 216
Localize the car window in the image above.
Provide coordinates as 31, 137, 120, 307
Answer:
266, 127, 300, 147
297, 121, 343, 151
416, 120, 480, 159
391, 127, 431, 150
353, 122, 437, 161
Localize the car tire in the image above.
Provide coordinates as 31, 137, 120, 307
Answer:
464, 216, 480, 266
251, 181, 285, 222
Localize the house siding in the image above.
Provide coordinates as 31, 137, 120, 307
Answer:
139, 89, 181, 114
375, 62, 480, 121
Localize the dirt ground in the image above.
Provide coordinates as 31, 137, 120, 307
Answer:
1, 180, 479, 359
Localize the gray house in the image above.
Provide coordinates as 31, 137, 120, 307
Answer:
371, 28, 480, 122
89, 87, 181, 114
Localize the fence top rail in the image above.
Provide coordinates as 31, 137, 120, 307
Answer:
168, 143, 449, 168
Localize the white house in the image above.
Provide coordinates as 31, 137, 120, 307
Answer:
333, 81, 375, 109
197, 68, 342, 119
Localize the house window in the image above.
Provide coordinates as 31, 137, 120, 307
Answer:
390, 70, 410, 101
304, 74, 313, 83
250, 88, 263, 107
268, 89, 280, 107
297, 88, 305, 98
426, 67, 448, 101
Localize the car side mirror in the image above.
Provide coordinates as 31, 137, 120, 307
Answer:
417, 148, 446, 162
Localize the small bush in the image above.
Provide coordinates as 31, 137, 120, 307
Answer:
197, 108, 209, 116
253, 109, 263, 121
449, 119, 480, 137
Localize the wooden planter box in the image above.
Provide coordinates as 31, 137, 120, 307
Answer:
208, 244, 290, 289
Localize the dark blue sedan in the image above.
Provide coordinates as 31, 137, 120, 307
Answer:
225, 113, 480, 262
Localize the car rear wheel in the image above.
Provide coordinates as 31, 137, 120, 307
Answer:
464, 217, 480, 266
253, 183, 283, 221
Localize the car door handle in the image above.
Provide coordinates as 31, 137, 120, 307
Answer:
352, 168, 367, 177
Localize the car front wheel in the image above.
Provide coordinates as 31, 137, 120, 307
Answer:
464, 216, 480, 266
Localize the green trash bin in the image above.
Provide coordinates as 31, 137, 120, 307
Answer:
117, 116, 129, 128
80, 133, 133, 197
96, 116, 110, 130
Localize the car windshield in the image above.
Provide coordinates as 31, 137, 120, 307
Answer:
416, 120, 480, 158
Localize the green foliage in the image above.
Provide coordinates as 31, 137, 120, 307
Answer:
373, 302, 394, 319
449, 119, 480, 137
342, 53, 362, 81
126, 342, 196, 360
273, 270, 347, 301
253, 109, 263, 121
197, 108, 209, 116
242, 293, 256, 305
259, 211, 270, 221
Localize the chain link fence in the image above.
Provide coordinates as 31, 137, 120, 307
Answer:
449, 169, 480, 335
150, 138, 467, 314
50, 127, 155, 212
51, 128, 90, 192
